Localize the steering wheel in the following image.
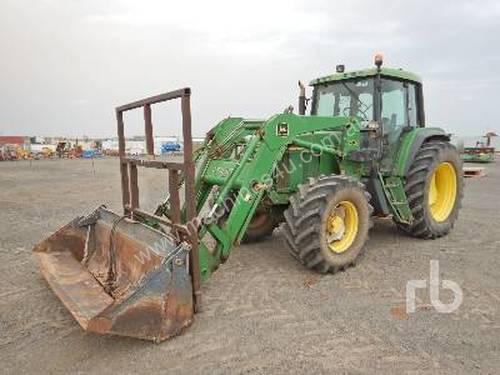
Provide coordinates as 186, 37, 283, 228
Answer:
342, 107, 352, 117
342, 106, 370, 121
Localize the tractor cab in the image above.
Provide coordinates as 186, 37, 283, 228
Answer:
307, 58, 426, 165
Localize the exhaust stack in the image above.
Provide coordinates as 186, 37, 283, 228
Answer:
298, 80, 306, 115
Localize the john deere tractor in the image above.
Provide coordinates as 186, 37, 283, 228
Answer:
34, 56, 463, 342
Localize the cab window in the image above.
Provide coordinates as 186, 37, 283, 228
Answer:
381, 79, 406, 134
314, 79, 374, 121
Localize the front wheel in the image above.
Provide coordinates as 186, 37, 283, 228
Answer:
283, 176, 373, 274
398, 140, 464, 238
242, 207, 283, 243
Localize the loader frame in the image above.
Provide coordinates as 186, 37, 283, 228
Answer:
115, 87, 201, 309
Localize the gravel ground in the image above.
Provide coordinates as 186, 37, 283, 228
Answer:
1, 158, 499, 374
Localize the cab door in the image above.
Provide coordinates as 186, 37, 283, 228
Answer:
379, 78, 419, 173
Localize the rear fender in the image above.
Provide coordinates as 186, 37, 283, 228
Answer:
394, 127, 450, 177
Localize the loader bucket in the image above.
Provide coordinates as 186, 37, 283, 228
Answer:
33, 206, 194, 342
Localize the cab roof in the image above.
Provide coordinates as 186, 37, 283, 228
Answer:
309, 67, 422, 86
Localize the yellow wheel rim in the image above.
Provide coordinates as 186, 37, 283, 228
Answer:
428, 162, 457, 222
326, 201, 359, 254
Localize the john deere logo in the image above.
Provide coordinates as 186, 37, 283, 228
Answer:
277, 122, 289, 136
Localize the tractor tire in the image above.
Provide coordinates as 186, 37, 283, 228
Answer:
283, 175, 373, 274
398, 140, 463, 238
242, 208, 280, 243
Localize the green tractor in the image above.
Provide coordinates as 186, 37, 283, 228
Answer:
34, 56, 463, 342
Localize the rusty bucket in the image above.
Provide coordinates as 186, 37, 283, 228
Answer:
33, 206, 194, 342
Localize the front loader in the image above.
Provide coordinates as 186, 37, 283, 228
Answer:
34, 56, 463, 342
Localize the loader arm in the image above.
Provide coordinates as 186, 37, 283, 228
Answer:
31, 89, 370, 342
191, 113, 359, 282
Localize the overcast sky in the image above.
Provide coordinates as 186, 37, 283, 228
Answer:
0, 0, 498, 138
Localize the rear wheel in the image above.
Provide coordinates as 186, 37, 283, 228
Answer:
283, 176, 372, 273
398, 140, 463, 238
